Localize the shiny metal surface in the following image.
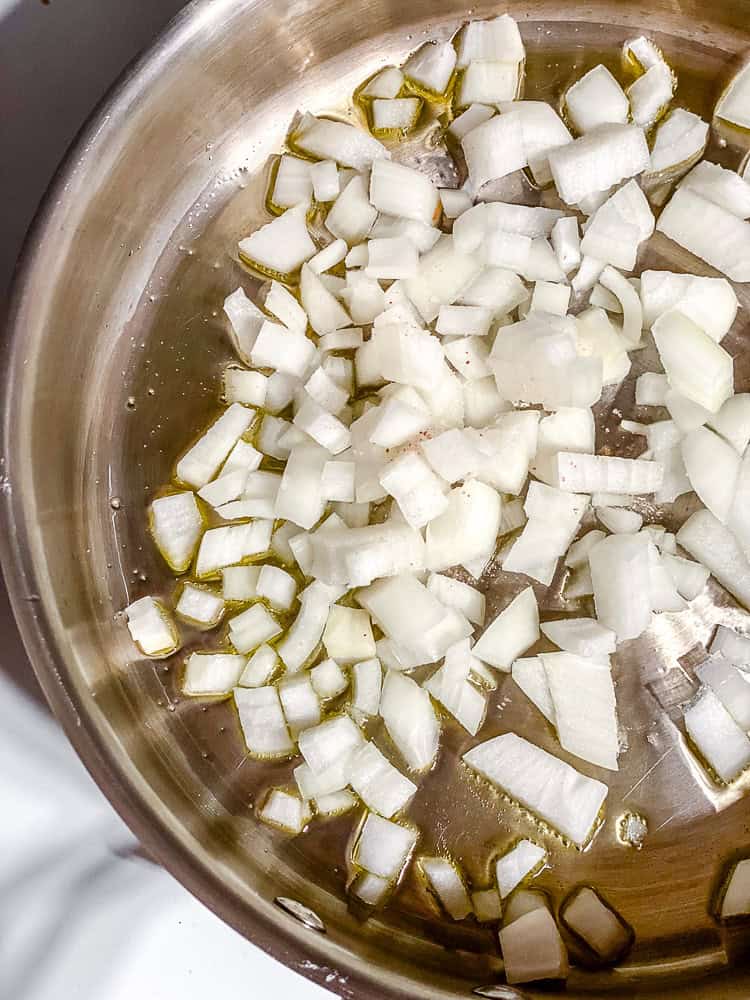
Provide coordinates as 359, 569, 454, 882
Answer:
3, 1, 750, 996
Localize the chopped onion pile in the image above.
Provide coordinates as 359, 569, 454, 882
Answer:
120, 13, 750, 985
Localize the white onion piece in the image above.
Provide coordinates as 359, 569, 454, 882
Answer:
598, 266, 643, 347
663, 391, 708, 435
379, 451, 449, 529
371, 97, 422, 134
680, 161, 750, 219
461, 112, 526, 193
715, 62, 750, 129
310, 658, 349, 699
176, 403, 254, 489
368, 160, 440, 228
308, 238, 347, 275
458, 267, 528, 318
707, 395, 750, 455
351, 870, 390, 905
655, 311, 735, 416
125, 597, 178, 658
503, 889, 549, 927
490, 314, 603, 410
305, 366, 349, 415
175, 584, 224, 628
498, 100, 573, 185
370, 216, 441, 254
194, 520, 272, 579
149, 492, 203, 573
472, 411, 539, 494
323, 604, 375, 668
623, 35, 664, 72
464, 732, 608, 846
473, 587, 539, 672
575, 307, 631, 386
222, 564, 260, 602
362, 66, 404, 99
530, 280, 570, 316
531, 407, 595, 487
276, 579, 345, 672
511, 656, 555, 724
571, 255, 605, 295
271, 154, 313, 208
380, 671, 440, 772
596, 506, 642, 534
589, 533, 652, 641
635, 371, 668, 406
500, 907, 569, 985
238, 644, 279, 688
351, 657, 383, 717
557, 452, 663, 494
436, 304, 492, 337
503, 485, 588, 585
371, 325, 444, 393
729, 448, 750, 561
439, 188, 473, 220
309, 159, 340, 202
541, 619, 616, 661
581, 182, 654, 272
681, 426, 740, 523
541, 652, 619, 771
496, 840, 546, 898
258, 789, 310, 834
403, 40, 457, 94
627, 60, 674, 127
684, 688, 750, 783
454, 203, 563, 254
198, 470, 248, 509
427, 574, 485, 626
228, 603, 281, 654
325, 174, 378, 244
354, 812, 418, 879
223, 287, 265, 363
457, 14, 525, 67
472, 888, 503, 923
561, 887, 631, 961
711, 626, 750, 666
321, 460, 355, 502
294, 113, 388, 169
548, 124, 649, 207
300, 263, 351, 336
661, 553, 710, 601
647, 109, 708, 176
310, 520, 425, 588
238, 203, 316, 277
640, 270, 737, 342
263, 280, 307, 333
349, 741, 417, 818
565, 530, 606, 569
279, 674, 321, 735
420, 857, 472, 919
425, 479, 502, 571
721, 859, 750, 919
551, 216, 581, 274
697, 655, 750, 730
565, 565, 594, 599
458, 61, 522, 109
234, 686, 294, 758
564, 65, 629, 134
357, 573, 442, 654
298, 713, 363, 774
224, 367, 268, 408
657, 187, 750, 283
251, 320, 316, 377
677, 509, 750, 610
275, 443, 328, 529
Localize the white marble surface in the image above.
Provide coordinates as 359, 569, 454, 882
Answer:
0, 674, 330, 1000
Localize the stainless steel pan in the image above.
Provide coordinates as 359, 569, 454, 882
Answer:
4, 1, 750, 996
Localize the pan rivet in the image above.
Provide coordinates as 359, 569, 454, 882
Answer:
274, 896, 326, 933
